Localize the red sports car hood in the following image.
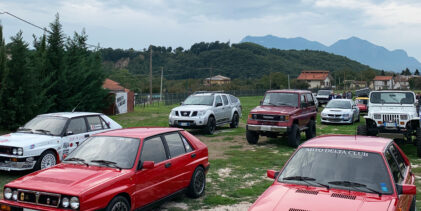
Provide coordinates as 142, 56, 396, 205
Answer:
6, 164, 130, 195
249, 184, 393, 211
250, 106, 298, 115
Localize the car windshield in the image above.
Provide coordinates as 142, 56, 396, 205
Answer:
19, 116, 68, 136
262, 93, 298, 107
356, 99, 368, 105
370, 92, 415, 104
183, 95, 214, 106
278, 147, 393, 195
317, 90, 331, 95
64, 136, 140, 169
326, 100, 351, 109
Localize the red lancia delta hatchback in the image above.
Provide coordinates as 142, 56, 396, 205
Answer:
0, 127, 209, 211
249, 135, 416, 211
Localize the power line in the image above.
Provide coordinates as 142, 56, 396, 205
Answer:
0, 10, 98, 49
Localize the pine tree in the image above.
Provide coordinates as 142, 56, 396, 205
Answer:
0, 25, 7, 126
0, 32, 38, 129
415, 69, 420, 76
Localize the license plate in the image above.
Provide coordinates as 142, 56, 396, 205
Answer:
180, 122, 189, 126
261, 126, 271, 131
385, 122, 396, 127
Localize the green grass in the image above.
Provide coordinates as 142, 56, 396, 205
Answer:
1, 96, 421, 209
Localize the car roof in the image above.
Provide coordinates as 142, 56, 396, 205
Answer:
94, 127, 183, 139
302, 135, 392, 153
329, 99, 353, 102
371, 90, 414, 93
39, 112, 102, 118
267, 89, 311, 94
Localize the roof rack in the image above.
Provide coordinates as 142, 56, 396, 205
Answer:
193, 91, 225, 95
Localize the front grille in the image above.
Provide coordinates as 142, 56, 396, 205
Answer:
0, 145, 12, 155
17, 189, 61, 208
180, 111, 191, 117
254, 114, 282, 121
383, 114, 399, 123
296, 189, 319, 195
331, 193, 356, 200
327, 114, 341, 118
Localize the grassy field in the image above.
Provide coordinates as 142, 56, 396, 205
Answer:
1, 96, 421, 210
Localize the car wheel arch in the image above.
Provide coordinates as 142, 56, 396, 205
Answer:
44, 148, 60, 163
107, 192, 131, 209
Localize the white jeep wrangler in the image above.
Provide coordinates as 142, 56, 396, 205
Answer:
357, 90, 421, 156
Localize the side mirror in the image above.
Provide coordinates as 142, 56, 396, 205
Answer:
397, 184, 416, 195
216, 102, 223, 107
139, 161, 155, 170
267, 169, 279, 179
66, 131, 74, 136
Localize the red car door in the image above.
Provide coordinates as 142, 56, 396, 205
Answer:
298, 94, 309, 127
162, 132, 194, 191
133, 136, 171, 208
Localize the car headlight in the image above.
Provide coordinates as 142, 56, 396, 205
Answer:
12, 148, 17, 155
279, 115, 289, 121
70, 197, 79, 209
12, 190, 18, 200
17, 148, 23, 156
321, 112, 327, 117
373, 114, 381, 119
343, 114, 350, 118
198, 111, 206, 116
400, 114, 408, 120
62, 197, 70, 208
4, 188, 12, 199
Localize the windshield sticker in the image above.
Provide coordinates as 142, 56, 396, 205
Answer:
30, 144, 35, 149
305, 148, 369, 158
90, 124, 102, 130
380, 183, 388, 192
1, 134, 11, 137
0, 139, 8, 143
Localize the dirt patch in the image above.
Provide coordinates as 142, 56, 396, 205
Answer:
197, 134, 255, 159
217, 168, 232, 178
159, 201, 189, 210
198, 202, 252, 211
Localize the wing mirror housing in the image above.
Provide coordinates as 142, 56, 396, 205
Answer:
267, 169, 279, 179
397, 184, 416, 195
139, 161, 155, 170
216, 102, 223, 107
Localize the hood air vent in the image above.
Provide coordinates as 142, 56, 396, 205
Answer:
296, 189, 319, 195
331, 193, 356, 200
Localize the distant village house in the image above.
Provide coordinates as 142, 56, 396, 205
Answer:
297, 70, 332, 89
372, 76, 393, 90
103, 78, 135, 115
204, 75, 231, 86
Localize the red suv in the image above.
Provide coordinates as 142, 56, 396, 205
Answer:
249, 135, 416, 211
246, 90, 317, 147
0, 127, 209, 211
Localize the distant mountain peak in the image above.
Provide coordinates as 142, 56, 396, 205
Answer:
241, 35, 421, 72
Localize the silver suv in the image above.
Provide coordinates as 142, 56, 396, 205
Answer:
169, 92, 242, 134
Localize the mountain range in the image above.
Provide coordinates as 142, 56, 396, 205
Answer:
241, 35, 421, 72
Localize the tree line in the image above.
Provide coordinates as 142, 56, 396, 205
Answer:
0, 14, 108, 130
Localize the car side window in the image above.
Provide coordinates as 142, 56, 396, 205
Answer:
389, 144, 407, 174
215, 96, 222, 106
385, 149, 403, 183
300, 94, 306, 107
229, 95, 238, 103
87, 116, 103, 131
67, 117, 87, 135
164, 133, 186, 158
100, 117, 110, 129
141, 136, 167, 163
222, 95, 229, 105
306, 94, 314, 106
180, 134, 193, 152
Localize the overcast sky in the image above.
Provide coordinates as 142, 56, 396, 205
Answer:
1, 0, 421, 60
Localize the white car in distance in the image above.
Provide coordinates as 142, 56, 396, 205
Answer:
321, 99, 360, 124
0, 112, 122, 171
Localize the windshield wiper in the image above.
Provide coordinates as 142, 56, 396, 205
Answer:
282, 176, 330, 190
264, 102, 278, 106
64, 157, 89, 166
91, 159, 122, 170
328, 180, 382, 197
35, 129, 52, 135
277, 103, 293, 107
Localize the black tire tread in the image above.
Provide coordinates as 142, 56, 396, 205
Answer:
105, 195, 130, 211
246, 130, 259, 144
187, 166, 206, 198
288, 124, 300, 147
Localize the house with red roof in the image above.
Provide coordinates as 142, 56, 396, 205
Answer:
297, 70, 332, 89
102, 78, 134, 114
373, 76, 393, 90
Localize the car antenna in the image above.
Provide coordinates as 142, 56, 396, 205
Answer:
72, 102, 82, 113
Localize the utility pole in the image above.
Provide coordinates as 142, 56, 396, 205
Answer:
160, 67, 163, 102
288, 74, 290, 89
149, 46, 153, 103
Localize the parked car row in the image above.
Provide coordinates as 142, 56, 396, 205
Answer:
0, 89, 418, 211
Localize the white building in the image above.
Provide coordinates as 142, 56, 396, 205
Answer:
297, 70, 332, 89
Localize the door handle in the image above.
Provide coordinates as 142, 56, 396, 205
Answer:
84, 134, 90, 138
191, 153, 196, 158
165, 162, 172, 168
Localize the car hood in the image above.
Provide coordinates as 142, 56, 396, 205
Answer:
250, 106, 299, 115
322, 108, 352, 114
369, 105, 417, 114
6, 164, 129, 195
249, 184, 393, 211
172, 105, 212, 111
0, 132, 58, 148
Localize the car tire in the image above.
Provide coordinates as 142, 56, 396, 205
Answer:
305, 120, 316, 140
416, 128, 421, 158
105, 195, 130, 211
205, 116, 216, 135
187, 166, 206, 198
288, 124, 301, 147
230, 113, 239, 128
349, 116, 354, 125
357, 125, 368, 136
35, 150, 57, 170
246, 130, 259, 144
356, 114, 360, 122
